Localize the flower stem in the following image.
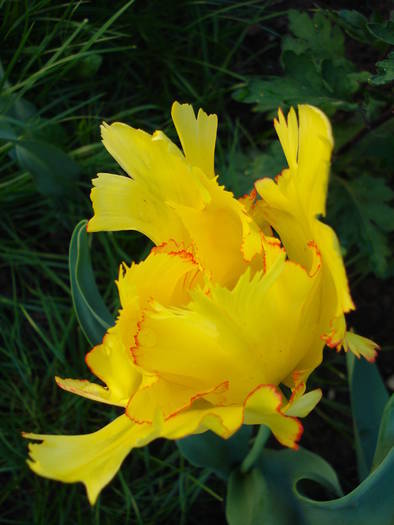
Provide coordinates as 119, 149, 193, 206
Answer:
240, 425, 270, 474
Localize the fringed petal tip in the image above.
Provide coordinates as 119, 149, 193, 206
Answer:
171, 101, 218, 179
22, 415, 158, 506
343, 331, 380, 363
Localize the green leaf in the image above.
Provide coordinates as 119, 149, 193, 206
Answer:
177, 425, 252, 480
370, 51, 394, 86
233, 11, 366, 116
226, 468, 273, 525
15, 140, 80, 198
322, 61, 368, 99
227, 446, 394, 525
297, 450, 394, 525
354, 118, 394, 168
338, 10, 370, 43
219, 142, 286, 198
327, 174, 394, 277
347, 352, 389, 480
233, 49, 361, 115
227, 448, 342, 525
69, 220, 114, 346
372, 395, 394, 469
367, 21, 394, 45
283, 10, 345, 63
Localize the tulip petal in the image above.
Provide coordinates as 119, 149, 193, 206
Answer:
84, 331, 140, 406
274, 104, 334, 218
127, 377, 229, 423
87, 172, 188, 243
285, 388, 322, 417
55, 376, 119, 406
23, 415, 157, 505
274, 107, 299, 172
171, 101, 218, 178
87, 242, 201, 397
315, 221, 355, 315
256, 104, 355, 332
131, 254, 323, 418
89, 110, 263, 287
244, 385, 303, 449
297, 104, 334, 218
342, 331, 379, 363
88, 122, 211, 243
61, 242, 201, 407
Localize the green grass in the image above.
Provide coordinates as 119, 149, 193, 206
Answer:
0, 1, 392, 523
0, 2, 277, 522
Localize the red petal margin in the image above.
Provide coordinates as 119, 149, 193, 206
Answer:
243, 384, 304, 450
125, 379, 230, 425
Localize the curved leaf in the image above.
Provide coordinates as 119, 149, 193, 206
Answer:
373, 394, 394, 469
69, 220, 114, 346
347, 352, 389, 480
298, 449, 394, 525
225, 440, 394, 525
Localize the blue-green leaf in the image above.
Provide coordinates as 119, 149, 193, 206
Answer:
177, 426, 252, 480
347, 352, 389, 480
226, 467, 273, 525
226, 446, 394, 525
260, 448, 343, 524
69, 220, 114, 346
298, 449, 394, 525
373, 394, 394, 469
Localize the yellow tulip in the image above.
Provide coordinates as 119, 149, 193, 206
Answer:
24, 102, 377, 504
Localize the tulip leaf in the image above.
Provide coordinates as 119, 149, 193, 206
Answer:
372, 394, 394, 469
296, 449, 394, 525
347, 352, 389, 480
226, 448, 342, 525
226, 445, 394, 525
226, 468, 273, 525
69, 220, 114, 346
176, 426, 252, 480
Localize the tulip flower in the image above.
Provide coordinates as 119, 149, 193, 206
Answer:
24, 102, 377, 504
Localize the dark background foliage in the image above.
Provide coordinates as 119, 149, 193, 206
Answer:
0, 1, 392, 523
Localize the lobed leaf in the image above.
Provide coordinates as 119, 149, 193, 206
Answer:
370, 51, 394, 86
327, 173, 394, 278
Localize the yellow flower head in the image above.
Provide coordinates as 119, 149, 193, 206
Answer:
24, 102, 378, 504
